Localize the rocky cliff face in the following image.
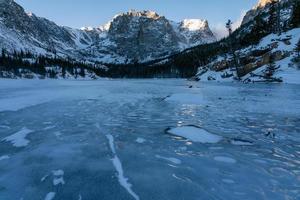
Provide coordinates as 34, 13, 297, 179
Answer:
0, 1, 216, 64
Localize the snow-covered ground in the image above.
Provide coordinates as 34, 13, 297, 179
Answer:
0, 79, 299, 200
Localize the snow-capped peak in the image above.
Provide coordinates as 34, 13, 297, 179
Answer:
80, 26, 94, 31
181, 19, 208, 31
114, 10, 161, 19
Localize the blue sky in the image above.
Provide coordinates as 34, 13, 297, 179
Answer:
15, 0, 258, 29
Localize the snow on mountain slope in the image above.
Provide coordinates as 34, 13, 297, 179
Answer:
0, 1, 216, 64
196, 28, 300, 84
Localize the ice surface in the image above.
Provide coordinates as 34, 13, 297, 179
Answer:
0, 79, 299, 200
2, 127, 33, 147
167, 126, 223, 143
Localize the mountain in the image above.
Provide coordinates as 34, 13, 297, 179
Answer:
0, 1, 216, 64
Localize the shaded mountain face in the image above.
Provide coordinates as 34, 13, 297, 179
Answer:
0, 0, 87, 54
241, 0, 293, 25
0, 1, 216, 64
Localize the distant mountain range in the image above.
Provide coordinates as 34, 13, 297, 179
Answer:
0, 0, 216, 64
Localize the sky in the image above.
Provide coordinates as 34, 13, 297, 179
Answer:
15, 0, 258, 34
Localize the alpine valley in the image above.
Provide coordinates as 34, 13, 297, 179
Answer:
0, 0, 299, 82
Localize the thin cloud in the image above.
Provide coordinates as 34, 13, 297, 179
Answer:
212, 10, 247, 40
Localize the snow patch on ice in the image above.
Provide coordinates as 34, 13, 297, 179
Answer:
214, 156, 237, 164
155, 155, 182, 165
53, 177, 65, 186
0, 155, 9, 161
2, 127, 33, 147
52, 169, 64, 176
167, 126, 223, 143
44, 192, 56, 200
136, 138, 146, 144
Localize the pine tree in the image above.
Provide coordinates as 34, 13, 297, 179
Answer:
296, 39, 300, 57
1, 48, 6, 58
265, 54, 277, 80
290, 0, 300, 28
268, 0, 280, 34
226, 19, 240, 78
62, 66, 66, 78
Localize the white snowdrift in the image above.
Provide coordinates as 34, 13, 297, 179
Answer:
166, 126, 223, 144
2, 127, 33, 147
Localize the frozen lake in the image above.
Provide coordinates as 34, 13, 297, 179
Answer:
0, 79, 299, 200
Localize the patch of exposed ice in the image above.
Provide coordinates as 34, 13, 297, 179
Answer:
2, 127, 33, 147
0, 155, 9, 161
53, 177, 65, 186
167, 126, 223, 144
214, 156, 237, 164
136, 138, 146, 144
44, 192, 56, 200
155, 155, 182, 165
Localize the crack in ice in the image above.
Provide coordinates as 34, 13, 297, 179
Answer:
105, 134, 140, 200
96, 123, 139, 200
